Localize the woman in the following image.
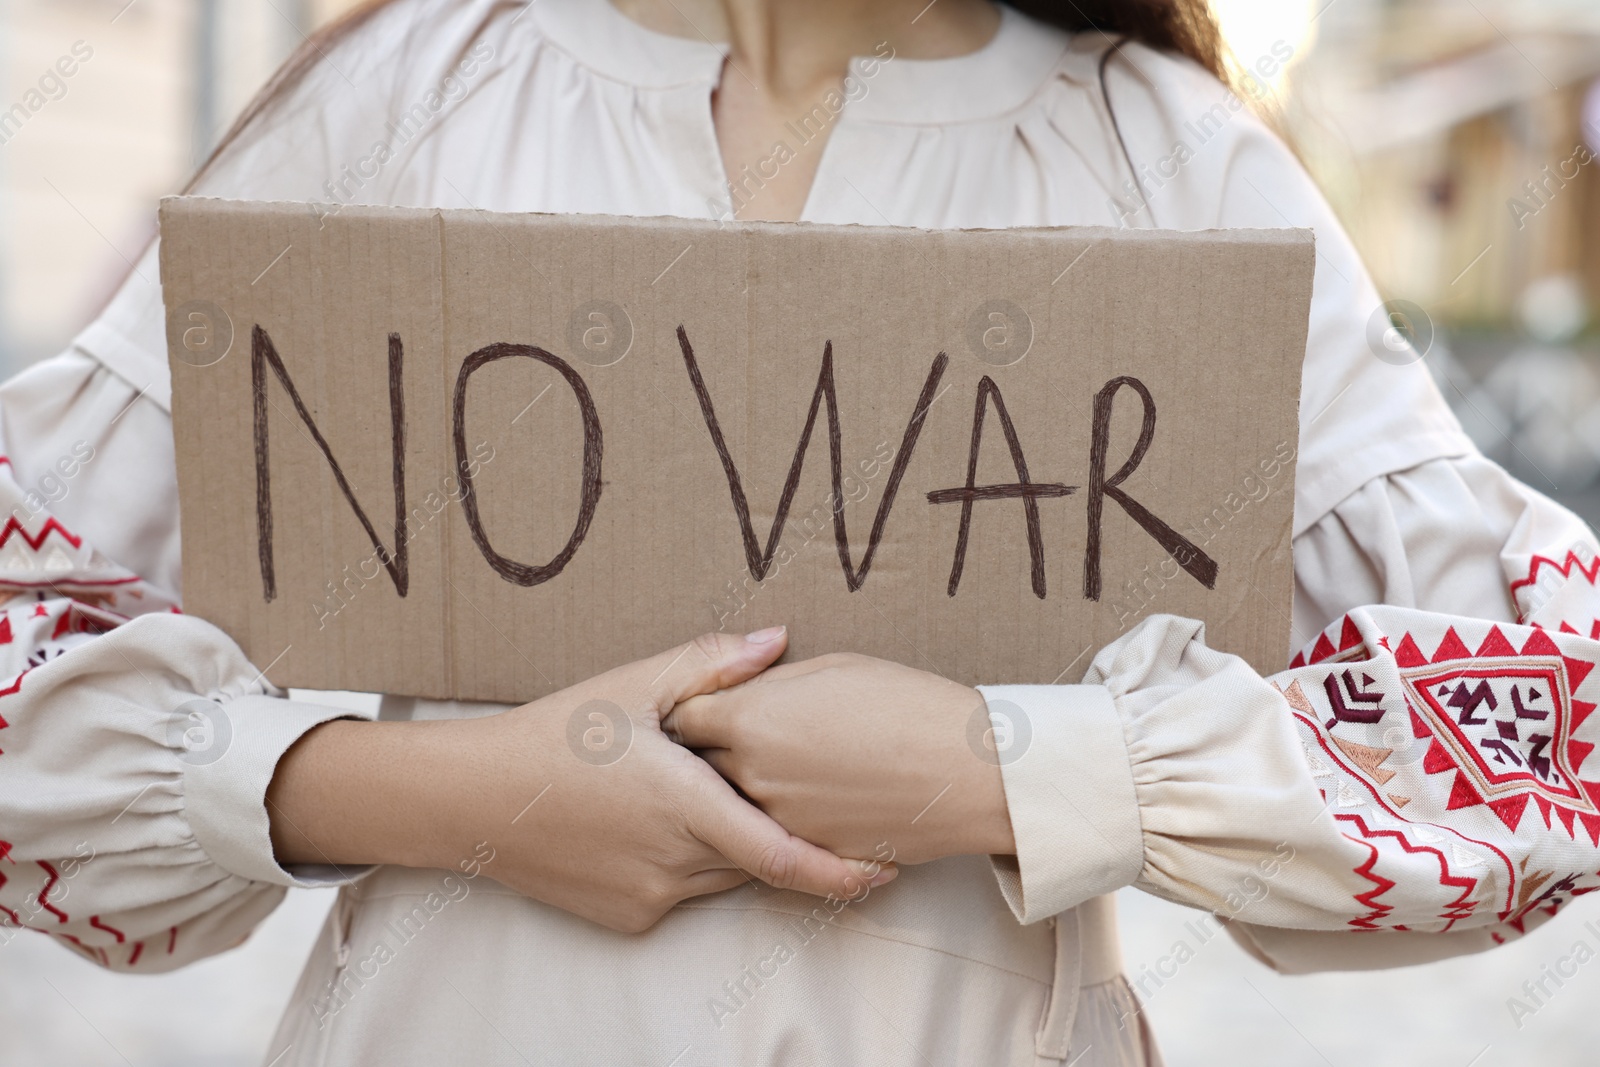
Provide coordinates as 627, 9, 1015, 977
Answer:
5, 0, 1597, 1063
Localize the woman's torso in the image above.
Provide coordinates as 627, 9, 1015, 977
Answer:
273, 856, 1145, 1064
43, 0, 1462, 1061
245, 3, 1152, 1061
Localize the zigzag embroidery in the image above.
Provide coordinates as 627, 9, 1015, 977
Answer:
1293, 709, 1516, 920
0, 667, 37, 703
1511, 550, 1600, 622
1336, 810, 1479, 931
1286, 646, 1524, 913
0, 852, 19, 926
0, 517, 82, 552
0, 617, 7, 750
1399, 624, 1600, 850
0, 576, 140, 590
34, 860, 66, 923
88, 915, 124, 943
1289, 614, 1368, 670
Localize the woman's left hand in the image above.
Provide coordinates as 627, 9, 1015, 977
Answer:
666, 631, 1016, 865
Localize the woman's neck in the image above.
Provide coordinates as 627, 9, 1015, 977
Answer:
614, 0, 1000, 97
611, 0, 1001, 222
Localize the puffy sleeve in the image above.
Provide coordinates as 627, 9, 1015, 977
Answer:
0, 0, 510, 971
983, 456, 1600, 973
979, 44, 1600, 972
0, 352, 366, 971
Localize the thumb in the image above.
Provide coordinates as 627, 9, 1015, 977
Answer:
689, 773, 897, 900
634, 627, 788, 716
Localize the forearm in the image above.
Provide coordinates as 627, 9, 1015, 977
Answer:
266, 715, 498, 869
264, 630, 896, 933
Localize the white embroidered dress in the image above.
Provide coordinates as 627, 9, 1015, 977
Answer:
2, 1, 1596, 1064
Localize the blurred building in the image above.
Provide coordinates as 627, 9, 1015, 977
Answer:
0, 0, 359, 372
1285, 0, 1600, 513
1290, 0, 1600, 328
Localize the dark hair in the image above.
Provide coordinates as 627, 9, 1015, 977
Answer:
1006, 0, 1228, 81
187, 0, 1230, 191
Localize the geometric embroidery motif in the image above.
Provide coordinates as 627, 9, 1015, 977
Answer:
1322, 668, 1385, 730
1405, 659, 1582, 800
1396, 627, 1600, 841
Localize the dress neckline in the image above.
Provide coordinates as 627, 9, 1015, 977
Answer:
529, 0, 1072, 125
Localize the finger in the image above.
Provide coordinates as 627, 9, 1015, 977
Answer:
687, 774, 896, 900
698, 747, 734, 779
676, 868, 750, 902
668, 692, 735, 748
693, 749, 759, 806
744, 655, 836, 683
686, 833, 896, 890
668, 653, 837, 742
632, 627, 788, 716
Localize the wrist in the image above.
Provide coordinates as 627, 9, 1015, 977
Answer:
267, 716, 484, 870
944, 687, 1018, 857
954, 761, 1016, 857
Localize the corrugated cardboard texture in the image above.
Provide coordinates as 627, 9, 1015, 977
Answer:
160, 198, 1313, 704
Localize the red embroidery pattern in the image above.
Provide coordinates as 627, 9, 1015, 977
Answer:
1337, 811, 1479, 930
0, 858, 19, 926
0, 516, 81, 552
0, 451, 178, 962
1399, 627, 1600, 842
1285, 608, 1600, 934
34, 861, 66, 923
1512, 550, 1600, 618
1289, 614, 1367, 669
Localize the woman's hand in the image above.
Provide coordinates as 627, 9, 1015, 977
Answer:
268, 629, 894, 934
667, 637, 1016, 865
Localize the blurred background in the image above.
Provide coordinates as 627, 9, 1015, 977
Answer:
5, 0, 1600, 1064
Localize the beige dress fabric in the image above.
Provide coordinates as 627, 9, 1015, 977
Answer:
7, 1, 1600, 1065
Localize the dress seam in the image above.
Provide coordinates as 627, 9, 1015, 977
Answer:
674, 900, 1054, 986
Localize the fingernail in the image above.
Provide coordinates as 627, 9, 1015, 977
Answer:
745, 625, 786, 644
868, 866, 898, 888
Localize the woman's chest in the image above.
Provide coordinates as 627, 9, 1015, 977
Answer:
381, 68, 1131, 232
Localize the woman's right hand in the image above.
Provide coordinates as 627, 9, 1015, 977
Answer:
267, 628, 895, 933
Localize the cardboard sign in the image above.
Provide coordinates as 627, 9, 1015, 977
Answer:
159, 198, 1313, 704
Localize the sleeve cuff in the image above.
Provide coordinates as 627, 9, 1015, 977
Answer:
977, 683, 1144, 924
1224, 920, 1502, 975
182, 693, 371, 887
